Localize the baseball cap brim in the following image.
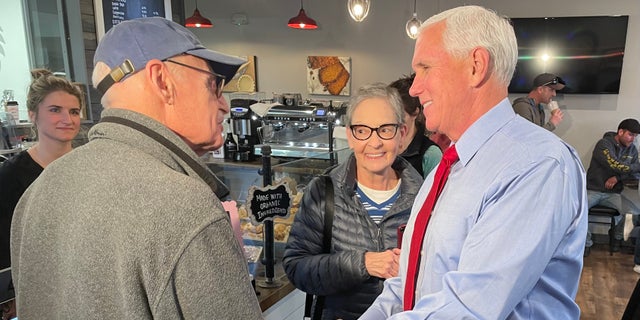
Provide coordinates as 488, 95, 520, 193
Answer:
547, 82, 565, 90
187, 48, 246, 84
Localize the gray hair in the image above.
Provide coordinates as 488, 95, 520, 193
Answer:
420, 5, 518, 86
346, 83, 405, 126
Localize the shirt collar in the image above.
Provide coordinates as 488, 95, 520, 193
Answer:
455, 98, 516, 166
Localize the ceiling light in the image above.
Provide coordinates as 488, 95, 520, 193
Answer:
405, 0, 422, 39
288, 0, 318, 29
347, 0, 370, 22
185, 0, 212, 28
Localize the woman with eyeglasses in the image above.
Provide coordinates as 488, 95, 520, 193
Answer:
283, 83, 423, 320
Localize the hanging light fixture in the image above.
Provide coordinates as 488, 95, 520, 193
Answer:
185, 0, 213, 28
405, 0, 422, 39
287, 0, 318, 29
347, 0, 370, 22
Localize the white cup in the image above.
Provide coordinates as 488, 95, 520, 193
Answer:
548, 100, 559, 112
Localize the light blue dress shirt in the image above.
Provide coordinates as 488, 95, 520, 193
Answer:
361, 99, 588, 319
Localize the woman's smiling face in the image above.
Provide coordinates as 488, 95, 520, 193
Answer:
348, 97, 405, 177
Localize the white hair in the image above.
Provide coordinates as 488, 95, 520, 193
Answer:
420, 5, 518, 86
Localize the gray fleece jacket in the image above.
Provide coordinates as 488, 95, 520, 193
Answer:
11, 108, 263, 319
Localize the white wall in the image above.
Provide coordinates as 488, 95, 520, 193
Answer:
0, 0, 32, 121
191, 0, 639, 166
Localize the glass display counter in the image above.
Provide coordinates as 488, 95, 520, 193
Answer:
203, 147, 351, 313
205, 148, 350, 201
205, 147, 351, 251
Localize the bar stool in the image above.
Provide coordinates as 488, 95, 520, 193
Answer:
588, 205, 620, 255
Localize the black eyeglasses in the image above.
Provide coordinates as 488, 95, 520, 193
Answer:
165, 59, 226, 98
350, 123, 400, 141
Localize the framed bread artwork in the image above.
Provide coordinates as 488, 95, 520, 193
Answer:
223, 55, 257, 93
307, 56, 351, 96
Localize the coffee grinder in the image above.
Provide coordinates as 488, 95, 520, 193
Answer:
229, 98, 262, 161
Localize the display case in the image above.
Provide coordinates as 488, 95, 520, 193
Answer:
203, 147, 351, 312
205, 147, 351, 244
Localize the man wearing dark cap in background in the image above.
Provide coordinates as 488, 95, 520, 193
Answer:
512, 73, 566, 131
584, 118, 640, 258
10, 17, 263, 319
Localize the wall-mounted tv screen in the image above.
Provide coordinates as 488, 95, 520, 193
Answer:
508, 15, 628, 94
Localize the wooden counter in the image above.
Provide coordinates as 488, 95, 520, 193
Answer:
252, 249, 298, 312
256, 270, 297, 311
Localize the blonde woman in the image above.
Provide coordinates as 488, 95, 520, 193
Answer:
0, 69, 81, 319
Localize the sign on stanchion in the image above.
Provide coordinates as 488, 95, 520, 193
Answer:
249, 145, 293, 288
247, 184, 292, 224
246, 182, 292, 289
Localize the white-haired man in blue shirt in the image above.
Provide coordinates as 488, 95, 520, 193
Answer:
362, 5, 587, 320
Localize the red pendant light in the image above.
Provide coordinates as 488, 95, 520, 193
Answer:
185, 0, 213, 28
287, 0, 318, 29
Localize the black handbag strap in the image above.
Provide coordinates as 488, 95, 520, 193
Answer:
304, 175, 334, 320
322, 176, 334, 251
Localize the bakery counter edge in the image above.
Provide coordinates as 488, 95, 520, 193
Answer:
203, 157, 333, 175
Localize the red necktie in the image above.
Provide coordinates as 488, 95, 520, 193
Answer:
403, 145, 459, 311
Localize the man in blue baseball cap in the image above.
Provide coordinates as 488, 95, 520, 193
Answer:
11, 17, 263, 319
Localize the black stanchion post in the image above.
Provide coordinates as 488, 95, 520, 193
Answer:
257, 145, 281, 288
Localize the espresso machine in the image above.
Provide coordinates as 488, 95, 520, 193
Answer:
229, 98, 262, 161
256, 101, 345, 160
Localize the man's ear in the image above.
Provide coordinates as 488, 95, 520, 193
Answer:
146, 59, 175, 105
468, 47, 491, 88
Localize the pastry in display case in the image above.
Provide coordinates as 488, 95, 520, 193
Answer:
239, 177, 304, 244
205, 147, 349, 247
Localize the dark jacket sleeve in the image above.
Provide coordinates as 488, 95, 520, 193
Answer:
512, 99, 535, 124
282, 176, 370, 296
512, 97, 555, 131
592, 138, 640, 175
